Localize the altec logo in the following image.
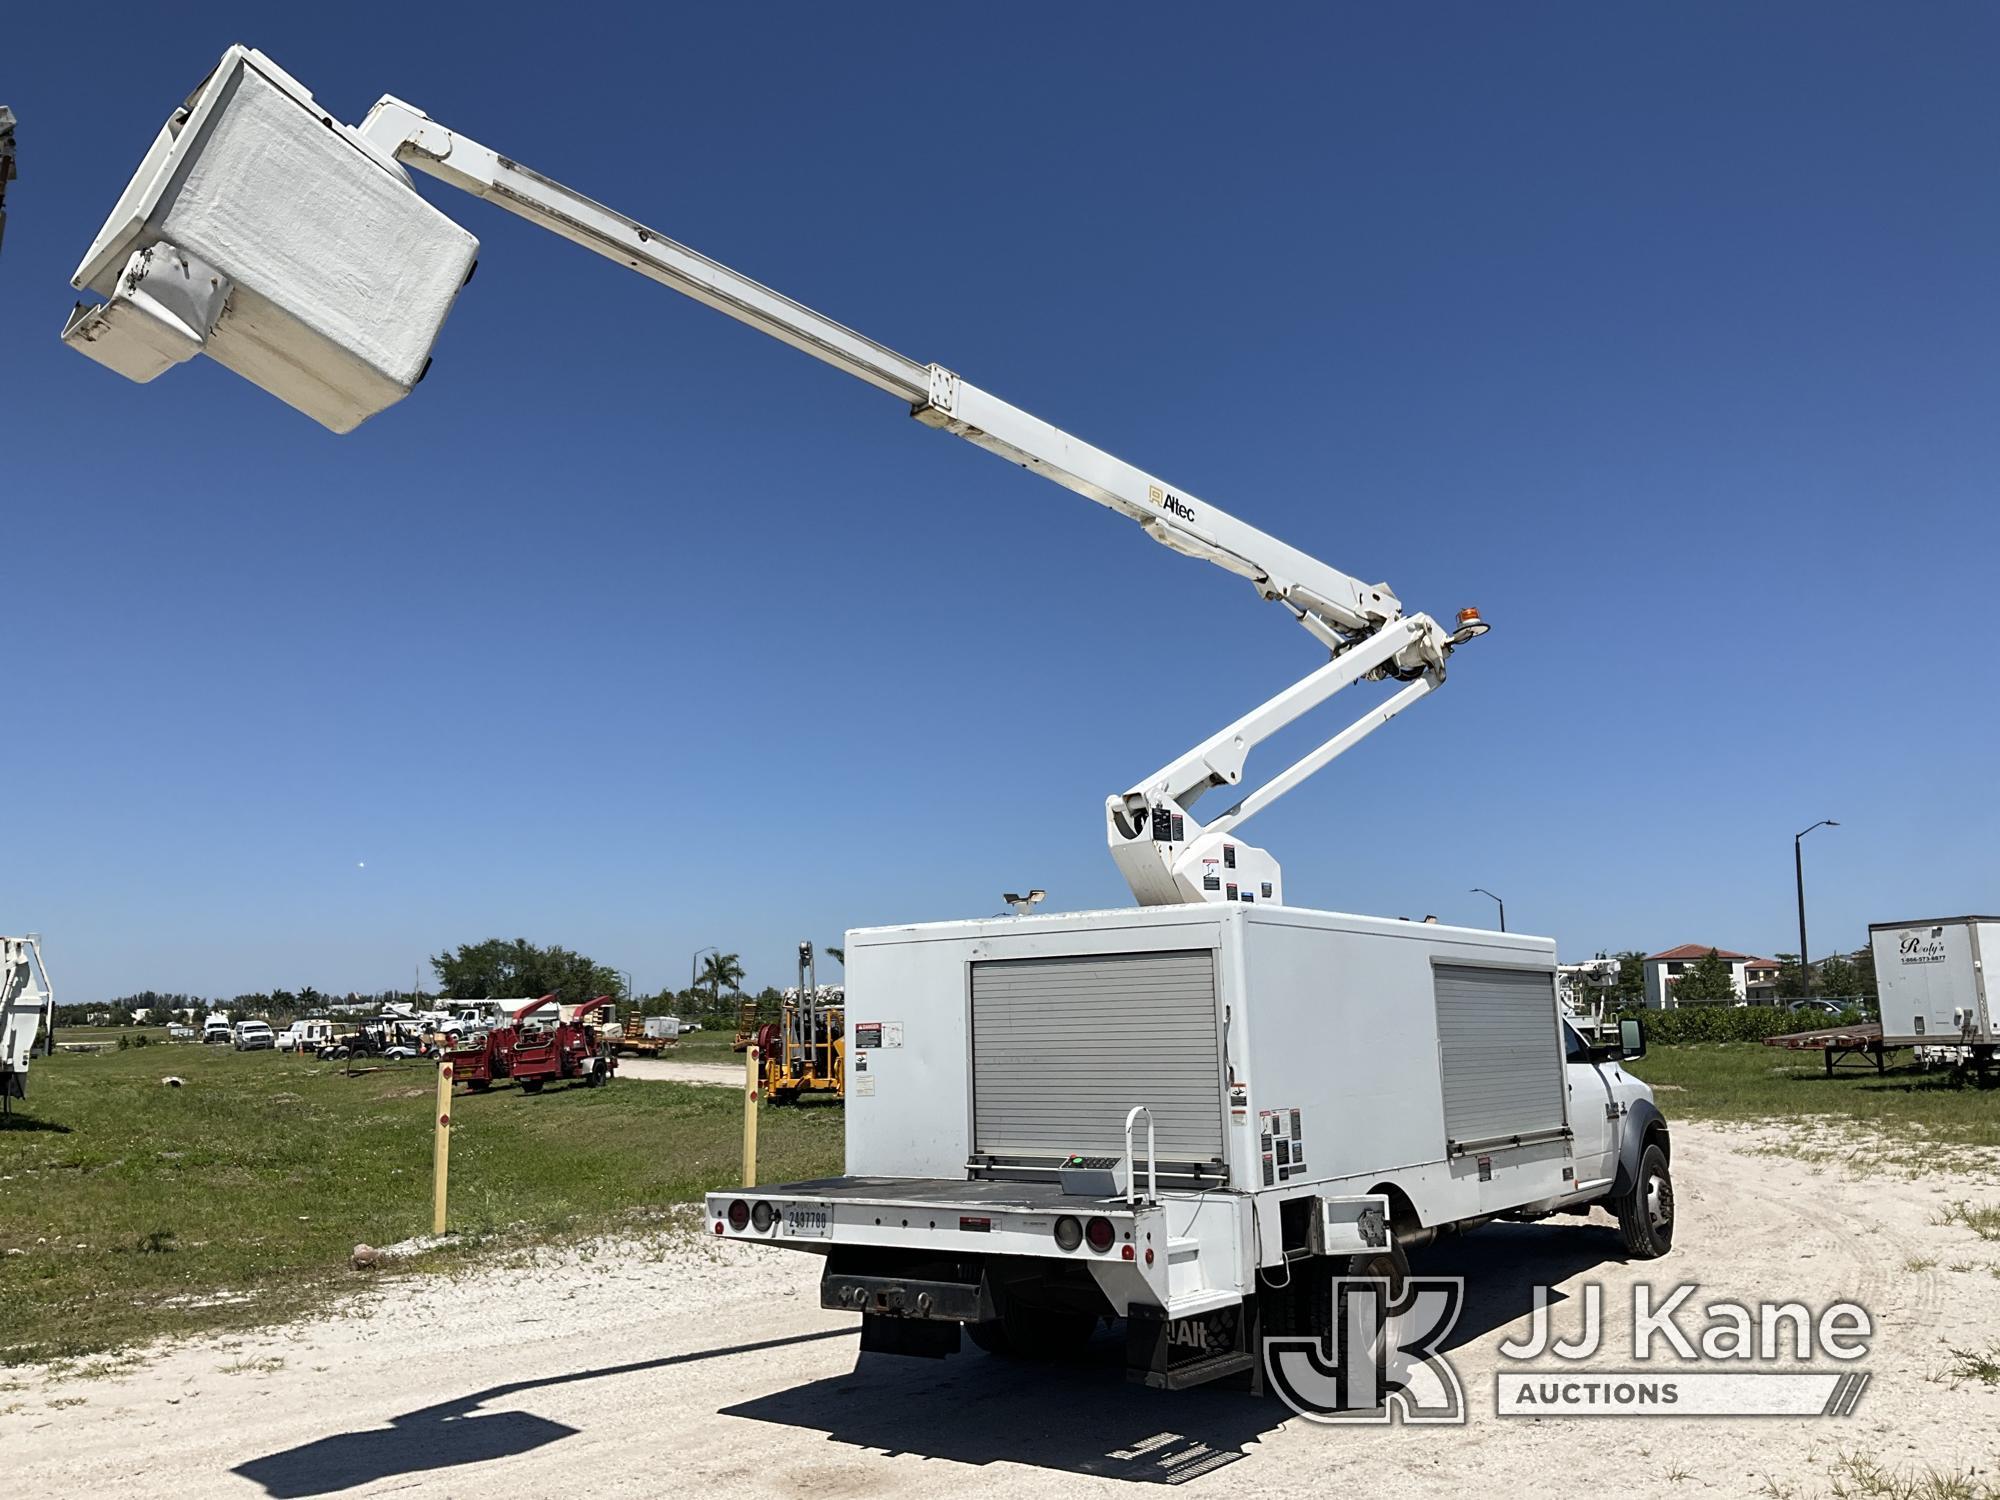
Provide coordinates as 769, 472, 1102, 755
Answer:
1145, 482, 1197, 522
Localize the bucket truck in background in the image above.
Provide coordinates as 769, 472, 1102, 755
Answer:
1, 937, 54, 1116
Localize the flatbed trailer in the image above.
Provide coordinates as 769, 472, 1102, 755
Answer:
1763, 1022, 1891, 1075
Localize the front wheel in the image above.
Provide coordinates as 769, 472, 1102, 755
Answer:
1613, 1140, 1675, 1258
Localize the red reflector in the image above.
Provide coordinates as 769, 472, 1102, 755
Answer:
1121, 1244, 1135, 1261
712, 1222, 724, 1235
1144, 1247, 1155, 1266
959, 1216, 992, 1232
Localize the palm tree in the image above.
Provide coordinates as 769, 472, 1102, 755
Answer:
698, 951, 746, 1008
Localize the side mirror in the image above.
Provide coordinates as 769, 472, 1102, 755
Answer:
1618, 1017, 1647, 1061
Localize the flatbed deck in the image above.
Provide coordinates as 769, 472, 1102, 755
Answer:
743, 1175, 1160, 1212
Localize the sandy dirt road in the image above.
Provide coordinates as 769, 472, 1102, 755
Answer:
10, 1121, 2000, 1500
614, 1057, 742, 1087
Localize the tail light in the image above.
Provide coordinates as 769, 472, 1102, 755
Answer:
1084, 1215, 1115, 1253
726, 1199, 750, 1231
750, 1201, 776, 1232
1054, 1215, 1083, 1252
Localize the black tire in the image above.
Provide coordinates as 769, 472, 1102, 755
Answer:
468, 1079, 490, 1093
966, 1303, 1095, 1361
1326, 1238, 1411, 1351
1614, 1140, 1675, 1258
519, 1078, 544, 1095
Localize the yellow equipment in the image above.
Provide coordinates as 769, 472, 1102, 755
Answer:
756, 942, 844, 1104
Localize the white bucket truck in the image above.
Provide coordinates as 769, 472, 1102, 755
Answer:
60, 45, 1678, 1388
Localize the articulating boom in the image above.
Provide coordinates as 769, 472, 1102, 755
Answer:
60, 47, 1487, 906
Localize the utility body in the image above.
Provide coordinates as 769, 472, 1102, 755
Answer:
61, 45, 1679, 1386
709, 906, 1669, 1383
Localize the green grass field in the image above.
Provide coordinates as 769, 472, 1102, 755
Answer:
1627, 1041, 2000, 1153
0, 1041, 842, 1366
7, 1034, 1992, 1369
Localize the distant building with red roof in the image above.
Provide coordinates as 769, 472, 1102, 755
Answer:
1643, 946, 1785, 1009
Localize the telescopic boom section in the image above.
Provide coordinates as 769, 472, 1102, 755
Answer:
59, 48, 1486, 908
351, 98, 1487, 907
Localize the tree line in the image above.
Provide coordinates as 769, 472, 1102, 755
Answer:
60, 938, 830, 1029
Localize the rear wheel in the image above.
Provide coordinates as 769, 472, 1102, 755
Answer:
1614, 1140, 1675, 1258
1325, 1238, 1411, 1349
967, 1303, 1096, 1361
519, 1078, 544, 1095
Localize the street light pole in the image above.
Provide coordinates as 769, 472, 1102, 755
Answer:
1470, 887, 1506, 932
1794, 821, 1839, 996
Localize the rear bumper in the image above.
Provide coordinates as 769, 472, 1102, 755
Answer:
702, 1176, 1170, 1310
823, 1268, 996, 1322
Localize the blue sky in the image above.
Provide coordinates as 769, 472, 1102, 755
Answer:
3, 5, 1994, 1000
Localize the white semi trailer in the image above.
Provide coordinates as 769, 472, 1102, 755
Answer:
60, 46, 1677, 1388
1871, 915, 1997, 1057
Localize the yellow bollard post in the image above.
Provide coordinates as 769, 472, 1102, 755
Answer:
743, 1043, 760, 1186
432, 1059, 453, 1236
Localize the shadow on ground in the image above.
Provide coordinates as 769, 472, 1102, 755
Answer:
725, 1222, 1629, 1484
230, 1327, 856, 1498
232, 1223, 1627, 1494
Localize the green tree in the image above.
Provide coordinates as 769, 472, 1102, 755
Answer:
1672, 949, 1739, 1005
1772, 953, 1809, 999
1611, 950, 1647, 1010
697, 951, 746, 1009
1816, 953, 1863, 1006
430, 938, 622, 1006
1851, 945, 1879, 1014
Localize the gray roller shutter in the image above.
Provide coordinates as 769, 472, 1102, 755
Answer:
971, 950, 1223, 1166
1433, 964, 1566, 1151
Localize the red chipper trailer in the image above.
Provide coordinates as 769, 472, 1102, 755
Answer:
507, 995, 617, 1094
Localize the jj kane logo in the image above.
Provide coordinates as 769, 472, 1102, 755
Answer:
1263, 1276, 1467, 1423
1263, 1279, 1874, 1424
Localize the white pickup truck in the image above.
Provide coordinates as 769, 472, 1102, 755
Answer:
708, 905, 1673, 1388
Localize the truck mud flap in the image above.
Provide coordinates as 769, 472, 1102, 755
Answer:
1126, 1303, 1258, 1392
860, 1312, 961, 1359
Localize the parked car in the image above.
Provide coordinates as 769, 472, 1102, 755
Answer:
1787, 998, 1845, 1016
233, 1020, 276, 1051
